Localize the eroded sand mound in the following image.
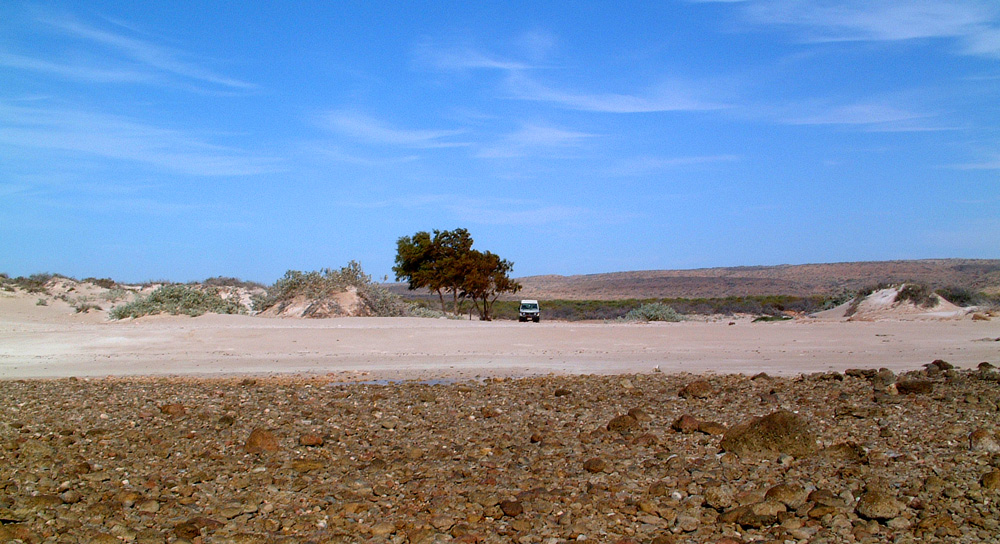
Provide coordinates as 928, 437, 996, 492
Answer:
813, 286, 970, 321
258, 287, 366, 318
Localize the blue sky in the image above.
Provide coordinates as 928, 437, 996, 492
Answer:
2, 1, 998, 283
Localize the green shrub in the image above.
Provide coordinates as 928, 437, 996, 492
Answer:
73, 300, 103, 313
752, 315, 792, 322
895, 283, 937, 308
620, 302, 683, 322
6, 273, 58, 294
110, 285, 245, 319
935, 286, 979, 307
36, 298, 47, 306
100, 288, 133, 303
405, 304, 447, 318
201, 276, 266, 289
83, 277, 116, 289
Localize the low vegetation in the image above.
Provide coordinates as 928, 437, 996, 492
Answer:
200, 276, 266, 290
619, 302, 684, 322
252, 261, 408, 317
461, 294, 840, 321
895, 283, 938, 308
0, 272, 62, 294
109, 285, 245, 319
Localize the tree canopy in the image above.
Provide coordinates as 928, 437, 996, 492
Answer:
393, 228, 520, 320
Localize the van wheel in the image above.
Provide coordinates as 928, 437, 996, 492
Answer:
533, 317, 540, 323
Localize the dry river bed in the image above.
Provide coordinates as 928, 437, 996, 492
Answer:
3, 363, 1000, 544
2, 315, 999, 379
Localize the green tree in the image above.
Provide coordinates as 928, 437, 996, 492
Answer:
393, 228, 474, 314
461, 250, 522, 321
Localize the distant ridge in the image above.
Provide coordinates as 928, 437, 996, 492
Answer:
505, 259, 1000, 300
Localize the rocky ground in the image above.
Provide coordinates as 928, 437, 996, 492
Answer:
2, 362, 1000, 544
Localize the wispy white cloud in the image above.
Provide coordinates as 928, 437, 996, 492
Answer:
0, 103, 281, 176
504, 73, 727, 113
0, 52, 155, 83
736, 0, 1000, 57
954, 155, 1000, 170
321, 111, 468, 148
476, 123, 595, 158
2, 14, 255, 90
46, 17, 256, 89
303, 143, 420, 165
610, 155, 742, 176
757, 99, 958, 132
417, 38, 726, 113
413, 42, 535, 71
347, 194, 590, 226
784, 102, 929, 125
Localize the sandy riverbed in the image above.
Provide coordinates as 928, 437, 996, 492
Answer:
1, 300, 997, 379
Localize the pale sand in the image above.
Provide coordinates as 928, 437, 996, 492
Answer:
1, 297, 998, 380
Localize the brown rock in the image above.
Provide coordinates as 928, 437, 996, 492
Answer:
679, 380, 713, 399
245, 428, 279, 453
720, 410, 818, 458
499, 500, 523, 517
969, 428, 1000, 452
856, 488, 904, 520
59, 489, 82, 504
583, 457, 607, 473
174, 522, 200, 540
698, 421, 727, 435
159, 403, 186, 417
554, 388, 572, 397
817, 442, 862, 462
671, 414, 701, 434
289, 459, 325, 472
764, 483, 808, 509
704, 484, 735, 510
299, 433, 324, 447
607, 414, 639, 433
627, 407, 651, 422
896, 380, 933, 395
980, 470, 1000, 490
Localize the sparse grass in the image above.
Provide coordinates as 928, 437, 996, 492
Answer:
73, 300, 103, 313
100, 288, 133, 303
109, 285, 245, 319
36, 298, 47, 306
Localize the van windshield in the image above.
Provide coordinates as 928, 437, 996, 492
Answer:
520, 303, 538, 310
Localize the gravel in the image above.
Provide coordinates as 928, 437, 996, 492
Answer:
2, 364, 1000, 543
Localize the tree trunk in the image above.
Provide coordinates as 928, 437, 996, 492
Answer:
436, 289, 446, 314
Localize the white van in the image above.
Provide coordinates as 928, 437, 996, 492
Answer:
518, 300, 540, 322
